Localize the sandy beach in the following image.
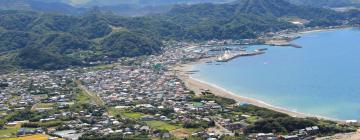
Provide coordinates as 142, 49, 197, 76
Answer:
289, 26, 355, 36
174, 58, 341, 121
175, 63, 305, 117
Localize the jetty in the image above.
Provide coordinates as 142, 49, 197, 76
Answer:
265, 40, 303, 48
264, 36, 301, 46
216, 50, 265, 62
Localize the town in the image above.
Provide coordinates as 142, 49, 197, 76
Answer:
0, 40, 358, 140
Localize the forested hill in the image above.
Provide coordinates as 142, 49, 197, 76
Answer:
164, 3, 293, 40
160, 0, 353, 40
234, 0, 339, 18
0, 0, 359, 71
0, 10, 162, 71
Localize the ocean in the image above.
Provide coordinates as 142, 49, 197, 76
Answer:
191, 28, 360, 120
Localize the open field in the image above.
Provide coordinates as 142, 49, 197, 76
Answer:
31, 103, 54, 111
75, 80, 104, 106
34, 103, 54, 109
171, 128, 201, 138
0, 128, 18, 138
2, 134, 50, 140
146, 121, 180, 131
123, 112, 144, 119
75, 89, 91, 104
108, 108, 145, 119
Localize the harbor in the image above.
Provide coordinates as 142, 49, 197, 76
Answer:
216, 49, 266, 62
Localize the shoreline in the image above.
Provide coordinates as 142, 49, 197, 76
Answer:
175, 62, 340, 122
264, 26, 357, 47
285, 26, 356, 37
174, 27, 359, 122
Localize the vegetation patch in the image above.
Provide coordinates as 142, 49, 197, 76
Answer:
171, 128, 201, 138
108, 108, 145, 119
0, 127, 18, 138
22, 121, 63, 128
75, 90, 91, 104
123, 112, 144, 119
75, 80, 104, 106
191, 102, 203, 108
3, 134, 50, 140
88, 63, 116, 71
146, 121, 180, 131
33, 103, 54, 109
190, 92, 237, 107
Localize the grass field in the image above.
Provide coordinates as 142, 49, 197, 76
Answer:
170, 128, 201, 138
32, 103, 54, 111
191, 102, 204, 108
2, 134, 50, 140
0, 126, 47, 138
0, 128, 18, 138
75, 80, 104, 106
123, 112, 144, 119
88, 63, 116, 71
246, 116, 258, 123
146, 121, 180, 131
75, 89, 91, 104
5, 124, 21, 129
35, 103, 54, 108
108, 108, 145, 119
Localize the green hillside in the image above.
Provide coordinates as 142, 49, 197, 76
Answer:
0, 0, 359, 71
0, 10, 162, 70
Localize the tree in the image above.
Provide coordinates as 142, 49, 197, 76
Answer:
0, 121, 5, 129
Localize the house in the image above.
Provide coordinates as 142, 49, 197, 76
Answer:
17, 128, 26, 136
305, 126, 319, 135
53, 130, 83, 140
227, 122, 248, 131
345, 120, 358, 124
256, 133, 277, 140
6, 122, 18, 126
162, 133, 171, 138
279, 135, 299, 140
140, 126, 150, 132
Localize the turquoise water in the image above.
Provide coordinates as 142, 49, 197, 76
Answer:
191, 28, 360, 120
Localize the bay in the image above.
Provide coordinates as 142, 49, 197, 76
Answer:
191, 28, 360, 120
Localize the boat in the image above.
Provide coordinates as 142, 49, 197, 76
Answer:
290, 44, 303, 48
255, 48, 268, 52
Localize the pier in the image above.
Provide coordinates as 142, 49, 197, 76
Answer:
216, 50, 266, 62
